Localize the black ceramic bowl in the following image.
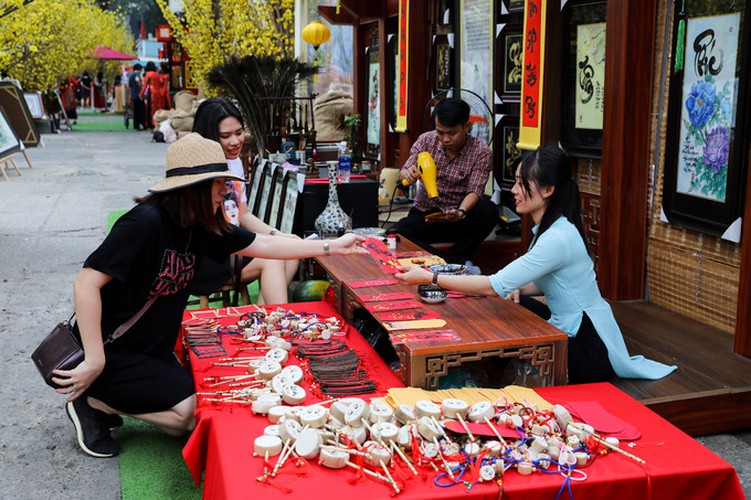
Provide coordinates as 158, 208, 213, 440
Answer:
417, 284, 447, 304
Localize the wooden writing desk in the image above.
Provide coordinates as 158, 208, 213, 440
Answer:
316, 237, 568, 388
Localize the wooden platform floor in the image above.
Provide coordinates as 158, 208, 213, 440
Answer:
610, 301, 751, 436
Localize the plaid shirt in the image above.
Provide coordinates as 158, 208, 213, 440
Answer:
402, 130, 492, 212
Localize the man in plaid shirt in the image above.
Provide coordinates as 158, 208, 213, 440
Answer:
392, 98, 498, 269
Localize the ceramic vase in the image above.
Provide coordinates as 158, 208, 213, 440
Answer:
314, 167, 350, 236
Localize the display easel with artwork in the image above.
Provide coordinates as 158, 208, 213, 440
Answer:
0, 107, 23, 181
0, 81, 41, 148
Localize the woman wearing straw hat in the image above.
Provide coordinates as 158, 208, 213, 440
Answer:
53, 133, 366, 458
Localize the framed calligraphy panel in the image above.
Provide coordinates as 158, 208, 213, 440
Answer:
663, 1, 750, 238
435, 39, 453, 92
459, 0, 494, 146
499, 115, 522, 186
506, 0, 524, 13
560, 1, 606, 158
500, 25, 523, 100
365, 46, 381, 160
386, 34, 399, 133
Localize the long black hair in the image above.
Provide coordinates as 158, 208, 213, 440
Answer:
192, 97, 244, 142
134, 183, 232, 234
517, 145, 590, 255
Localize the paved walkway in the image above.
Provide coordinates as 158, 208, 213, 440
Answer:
0, 114, 748, 498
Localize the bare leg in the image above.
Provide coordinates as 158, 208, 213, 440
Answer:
241, 258, 290, 305
285, 259, 300, 283
89, 394, 197, 437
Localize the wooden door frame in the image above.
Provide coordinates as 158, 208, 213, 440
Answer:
598, 0, 657, 301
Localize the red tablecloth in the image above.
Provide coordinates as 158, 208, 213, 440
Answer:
180, 303, 744, 500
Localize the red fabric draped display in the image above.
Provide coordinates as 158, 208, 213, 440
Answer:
180, 302, 744, 500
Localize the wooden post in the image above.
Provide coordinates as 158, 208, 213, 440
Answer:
599, 0, 658, 300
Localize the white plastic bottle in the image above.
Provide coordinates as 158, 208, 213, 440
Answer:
337, 141, 351, 183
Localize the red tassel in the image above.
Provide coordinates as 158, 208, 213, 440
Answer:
257, 474, 294, 494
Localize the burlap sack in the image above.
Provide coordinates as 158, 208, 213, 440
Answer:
314, 91, 352, 141
170, 115, 194, 133
174, 90, 196, 113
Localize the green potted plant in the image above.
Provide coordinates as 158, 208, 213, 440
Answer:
341, 113, 362, 172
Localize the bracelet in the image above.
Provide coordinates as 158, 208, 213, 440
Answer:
323, 240, 331, 256
269, 229, 278, 236
457, 208, 467, 219
432, 272, 439, 285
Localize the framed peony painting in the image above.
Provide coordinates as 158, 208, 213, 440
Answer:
663, 1, 750, 239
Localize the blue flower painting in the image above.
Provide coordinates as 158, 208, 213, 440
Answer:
676, 13, 740, 203
686, 81, 716, 129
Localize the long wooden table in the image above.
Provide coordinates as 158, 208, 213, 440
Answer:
315, 237, 568, 388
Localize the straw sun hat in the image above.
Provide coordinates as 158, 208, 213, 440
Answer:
149, 132, 246, 193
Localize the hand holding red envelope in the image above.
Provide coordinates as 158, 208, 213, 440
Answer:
362, 237, 400, 274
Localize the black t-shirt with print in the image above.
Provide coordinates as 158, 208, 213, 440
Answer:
82, 199, 255, 359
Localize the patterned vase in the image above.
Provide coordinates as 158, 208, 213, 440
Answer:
314, 167, 350, 236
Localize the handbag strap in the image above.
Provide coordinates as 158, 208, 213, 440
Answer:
103, 294, 159, 345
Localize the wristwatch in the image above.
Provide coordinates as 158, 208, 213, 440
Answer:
457, 208, 467, 219
323, 240, 331, 256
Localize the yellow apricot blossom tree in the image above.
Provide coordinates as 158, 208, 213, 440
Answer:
156, 0, 295, 92
0, 0, 133, 91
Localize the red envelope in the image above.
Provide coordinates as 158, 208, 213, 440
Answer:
363, 237, 400, 274
564, 401, 641, 440
348, 278, 399, 288
365, 300, 423, 312
442, 420, 519, 439
378, 310, 442, 321
389, 329, 461, 343
359, 292, 415, 302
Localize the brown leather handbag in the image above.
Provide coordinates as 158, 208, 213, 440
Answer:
31, 317, 83, 388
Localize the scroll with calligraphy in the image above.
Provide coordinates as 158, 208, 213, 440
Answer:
517, 0, 547, 151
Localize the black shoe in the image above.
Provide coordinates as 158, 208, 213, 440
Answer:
66, 399, 120, 458
108, 414, 124, 430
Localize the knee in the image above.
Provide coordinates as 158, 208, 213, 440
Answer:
174, 395, 197, 433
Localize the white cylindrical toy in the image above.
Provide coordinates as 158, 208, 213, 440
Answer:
369, 401, 394, 423
370, 422, 399, 445
344, 399, 370, 425
467, 401, 494, 422
441, 398, 469, 419
281, 385, 307, 405
252, 393, 282, 414
414, 400, 441, 419
299, 405, 328, 428
254, 435, 283, 457
319, 448, 349, 469
267, 405, 288, 424
294, 428, 322, 459
279, 419, 303, 442
280, 365, 303, 384
394, 404, 416, 424
417, 416, 441, 441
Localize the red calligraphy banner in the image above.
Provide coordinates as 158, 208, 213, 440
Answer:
518, 0, 547, 150
396, 0, 409, 131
